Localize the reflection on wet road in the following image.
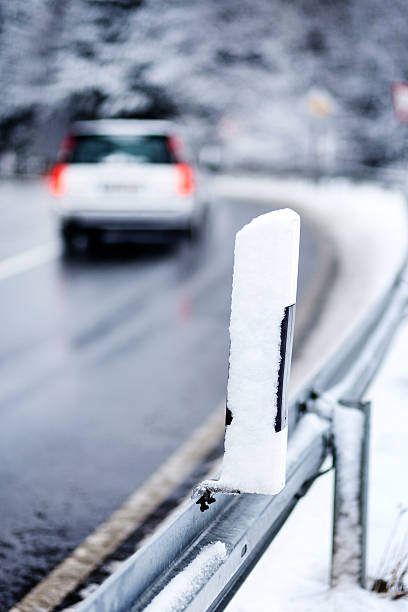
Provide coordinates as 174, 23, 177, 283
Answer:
0, 180, 320, 608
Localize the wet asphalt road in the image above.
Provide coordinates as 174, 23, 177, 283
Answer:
0, 180, 321, 608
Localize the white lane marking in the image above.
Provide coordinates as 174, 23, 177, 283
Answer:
10, 407, 226, 612
0, 242, 60, 282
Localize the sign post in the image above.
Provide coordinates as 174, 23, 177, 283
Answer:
306, 89, 335, 178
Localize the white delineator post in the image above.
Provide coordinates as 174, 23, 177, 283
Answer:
195, 209, 300, 504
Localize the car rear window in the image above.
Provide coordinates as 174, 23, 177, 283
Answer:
69, 135, 175, 164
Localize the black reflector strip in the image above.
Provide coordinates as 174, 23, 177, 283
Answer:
275, 303, 296, 432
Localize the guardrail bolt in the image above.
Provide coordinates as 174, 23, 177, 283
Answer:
196, 489, 216, 512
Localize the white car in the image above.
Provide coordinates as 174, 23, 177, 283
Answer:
48, 119, 207, 251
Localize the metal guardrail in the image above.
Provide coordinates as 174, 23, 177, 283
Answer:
78, 414, 329, 612
79, 260, 408, 612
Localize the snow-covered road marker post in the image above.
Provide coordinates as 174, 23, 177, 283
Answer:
195, 209, 300, 508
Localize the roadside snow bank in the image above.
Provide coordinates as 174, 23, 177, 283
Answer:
213, 176, 408, 393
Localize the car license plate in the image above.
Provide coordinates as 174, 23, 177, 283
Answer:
102, 183, 141, 192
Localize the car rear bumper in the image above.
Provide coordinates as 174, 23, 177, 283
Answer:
56, 208, 200, 231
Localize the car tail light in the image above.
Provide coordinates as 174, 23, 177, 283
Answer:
49, 163, 67, 196
175, 163, 194, 196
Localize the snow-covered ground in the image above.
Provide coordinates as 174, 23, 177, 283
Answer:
227, 316, 408, 611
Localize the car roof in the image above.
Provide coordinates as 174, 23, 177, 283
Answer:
71, 119, 179, 137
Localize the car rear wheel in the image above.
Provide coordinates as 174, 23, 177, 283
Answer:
60, 223, 77, 256
61, 223, 97, 255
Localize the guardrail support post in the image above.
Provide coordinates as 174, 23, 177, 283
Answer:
331, 399, 371, 589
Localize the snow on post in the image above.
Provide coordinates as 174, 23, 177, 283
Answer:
332, 401, 370, 588
195, 209, 300, 504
